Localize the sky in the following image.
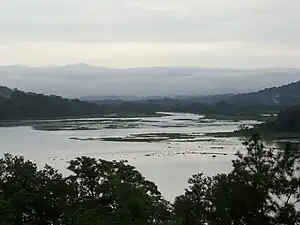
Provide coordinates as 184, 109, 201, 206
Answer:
1, 0, 300, 68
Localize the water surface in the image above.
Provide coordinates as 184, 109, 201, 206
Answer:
0, 113, 260, 201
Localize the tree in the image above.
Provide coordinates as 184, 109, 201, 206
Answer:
174, 134, 300, 225
0, 154, 75, 225
0, 154, 172, 225
67, 156, 172, 225
2, 133, 300, 225
271, 105, 300, 132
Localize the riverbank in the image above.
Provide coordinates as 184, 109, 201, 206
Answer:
209, 130, 300, 141
203, 114, 276, 122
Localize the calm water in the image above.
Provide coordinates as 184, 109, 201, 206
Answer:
0, 113, 260, 201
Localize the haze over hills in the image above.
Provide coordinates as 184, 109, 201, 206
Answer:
1, 77, 300, 121
0, 85, 105, 120
1, 64, 300, 98
226, 80, 300, 106
1, 77, 300, 120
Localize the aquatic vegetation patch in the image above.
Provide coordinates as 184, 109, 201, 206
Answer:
70, 136, 168, 142
70, 132, 221, 143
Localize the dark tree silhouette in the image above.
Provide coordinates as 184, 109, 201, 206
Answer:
174, 134, 300, 225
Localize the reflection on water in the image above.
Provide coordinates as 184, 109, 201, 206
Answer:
0, 113, 269, 201
275, 141, 300, 151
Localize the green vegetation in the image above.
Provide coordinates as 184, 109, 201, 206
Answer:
70, 132, 207, 143
174, 134, 300, 225
209, 131, 300, 140
131, 133, 197, 139
226, 80, 300, 106
0, 88, 106, 120
207, 104, 300, 141
2, 80, 299, 121
0, 87, 163, 121
267, 105, 300, 132
70, 136, 168, 143
0, 154, 171, 225
248, 105, 300, 138
106, 112, 160, 118
1, 135, 300, 224
1, 79, 300, 121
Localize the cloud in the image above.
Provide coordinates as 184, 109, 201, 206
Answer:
0, 0, 299, 68
0, 41, 300, 68
0, 0, 299, 43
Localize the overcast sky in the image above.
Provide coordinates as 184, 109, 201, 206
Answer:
0, 0, 299, 68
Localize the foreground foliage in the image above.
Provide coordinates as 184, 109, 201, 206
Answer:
0, 134, 300, 225
175, 134, 300, 225
0, 156, 171, 225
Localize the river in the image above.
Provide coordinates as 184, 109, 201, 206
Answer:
0, 113, 261, 201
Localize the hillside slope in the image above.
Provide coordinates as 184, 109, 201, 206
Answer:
226, 80, 300, 106
0, 86, 105, 120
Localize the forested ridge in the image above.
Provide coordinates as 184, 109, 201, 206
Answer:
0, 85, 288, 121
225, 80, 300, 106
1, 80, 300, 126
0, 86, 104, 120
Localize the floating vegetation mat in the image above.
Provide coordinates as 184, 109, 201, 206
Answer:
70, 132, 223, 143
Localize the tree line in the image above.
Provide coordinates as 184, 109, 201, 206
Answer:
1, 134, 300, 225
269, 105, 300, 132
0, 87, 282, 121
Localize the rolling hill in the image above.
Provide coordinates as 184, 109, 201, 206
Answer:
0, 86, 105, 120
1, 78, 300, 121
225, 80, 300, 107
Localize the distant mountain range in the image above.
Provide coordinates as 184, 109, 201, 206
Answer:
87, 80, 300, 108
1, 64, 300, 97
1, 74, 300, 120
